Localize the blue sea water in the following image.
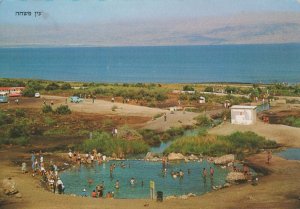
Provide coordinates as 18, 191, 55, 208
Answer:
0, 44, 300, 83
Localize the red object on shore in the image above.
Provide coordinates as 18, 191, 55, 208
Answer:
0, 87, 25, 97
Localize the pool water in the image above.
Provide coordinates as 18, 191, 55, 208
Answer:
277, 148, 300, 161
60, 160, 228, 199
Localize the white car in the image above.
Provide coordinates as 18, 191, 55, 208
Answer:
34, 93, 41, 98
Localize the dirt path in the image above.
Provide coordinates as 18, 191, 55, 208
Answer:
43, 95, 200, 131
209, 121, 300, 147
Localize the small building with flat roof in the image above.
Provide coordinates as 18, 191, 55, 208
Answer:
230, 105, 257, 125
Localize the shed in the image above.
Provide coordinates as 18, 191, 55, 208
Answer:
230, 105, 257, 125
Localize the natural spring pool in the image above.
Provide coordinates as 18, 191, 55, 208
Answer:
60, 160, 229, 199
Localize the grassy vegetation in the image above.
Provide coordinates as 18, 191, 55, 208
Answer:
81, 131, 149, 157
165, 131, 277, 158
283, 116, 300, 128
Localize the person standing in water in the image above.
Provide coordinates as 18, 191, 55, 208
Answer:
210, 167, 214, 177
115, 180, 120, 189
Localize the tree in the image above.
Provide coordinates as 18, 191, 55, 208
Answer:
183, 85, 194, 91
45, 82, 60, 91
60, 83, 72, 90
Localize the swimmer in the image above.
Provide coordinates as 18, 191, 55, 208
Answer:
115, 180, 120, 189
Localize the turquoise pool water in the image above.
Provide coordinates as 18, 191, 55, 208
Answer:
277, 148, 300, 160
60, 160, 228, 199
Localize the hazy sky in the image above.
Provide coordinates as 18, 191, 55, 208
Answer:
1, 0, 300, 25
1, 0, 300, 46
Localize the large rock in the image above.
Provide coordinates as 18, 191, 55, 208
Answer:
167, 153, 185, 161
2, 178, 18, 195
214, 154, 235, 165
226, 172, 246, 182
144, 152, 155, 160
187, 154, 199, 161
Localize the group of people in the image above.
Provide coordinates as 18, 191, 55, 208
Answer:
68, 149, 107, 165
30, 151, 65, 194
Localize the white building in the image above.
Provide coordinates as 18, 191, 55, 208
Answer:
199, 96, 206, 104
230, 105, 257, 125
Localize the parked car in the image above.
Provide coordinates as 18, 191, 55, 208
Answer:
35, 92, 41, 98
0, 95, 8, 103
70, 96, 83, 103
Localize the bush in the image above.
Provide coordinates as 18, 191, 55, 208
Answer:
42, 105, 53, 113
204, 86, 214, 92
61, 83, 72, 90
139, 129, 161, 146
81, 132, 149, 157
283, 116, 300, 127
195, 115, 213, 127
183, 85, 194, 91
55, 105, 71, 115
27, 80, 44, 91
22, 87, 35, 97
0, 110, 14, 126
0, 137, 30, 146
45, 82, 60, 91
165, 131, 277, 157
9, 124, 28, 138
166, 127, 185, 138
118, 126, 143, 141
15, 109, 25, 117
155, 92, 168, 101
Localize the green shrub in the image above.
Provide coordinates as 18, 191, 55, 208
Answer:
166, 127, 185, 137
139, 129, 161, 146
55, 105, 71, 115
81, 132, 149, 157
204, 86, 214, 92
45, 82, 60, 91
183, 85, 194, 91
118, 126, 143, 141
61, 83, 72, 90
27, 80, 44, 91
0, 136, 30, 146
155, 92, 168, 101
15, 109, 25, 117
165, 131, 277, 157
283, 116, 300, 127
42, 105, 53, 113
9, 124, 28, 138
0, 110, 14, 126
44, 116, 56, 126
195, 115, 213, 127
22, 87, 35, 97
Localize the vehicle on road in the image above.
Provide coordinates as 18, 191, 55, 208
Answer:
35, 92, 41, 98
70, 96, 83, 103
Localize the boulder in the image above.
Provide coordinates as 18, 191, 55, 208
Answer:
167, 153, 185, 161
223, 183, 231, 188
188, 154, 199, 161
15, 193, 22, 198
165, 195, 176, 200
187, 193, 196, 197
214, 154, 235, 165
226, 172, 246, 182
144, 152, 155, 160
179, 195, 188, 200
2, 178, 18, 195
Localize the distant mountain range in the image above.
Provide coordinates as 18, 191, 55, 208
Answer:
1, 12, 300, 47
